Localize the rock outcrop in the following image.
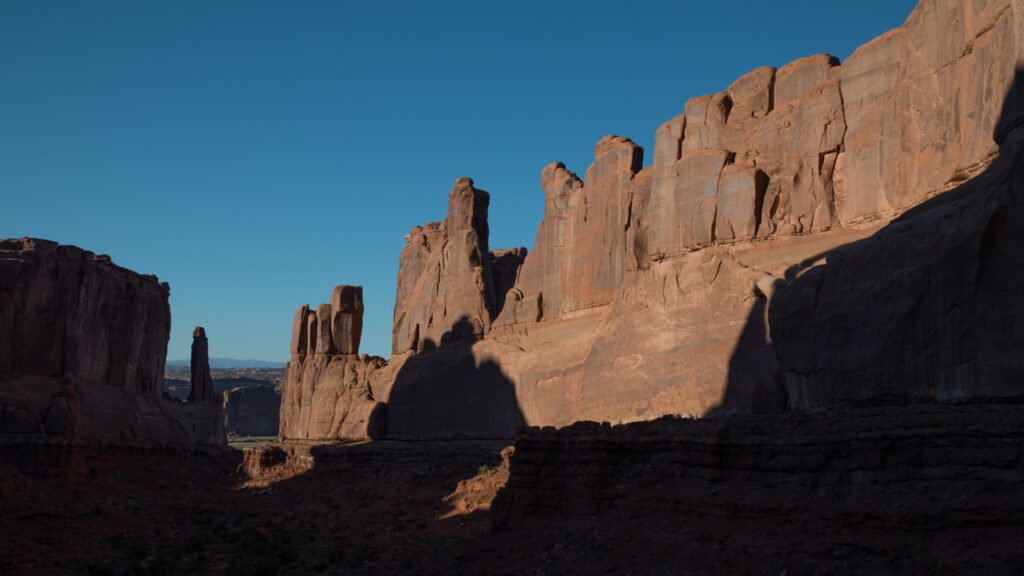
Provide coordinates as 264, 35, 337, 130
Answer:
280, 0, 1024, 439
490, 404, 1024, 575
223, 385, 280, 437
187, 327, 215, 403
485, 0, 1024, 425
279, 286, 387, 440
0, 238, 224, 444
770, 112, 1024, 408
496, 404, 1024, 518
497, 137, 642, 323
393, 178, 501, 354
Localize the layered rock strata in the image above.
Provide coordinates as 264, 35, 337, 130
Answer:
0, 238, 224, 444
496, 405, 1024, 519
281, 0, 1024, 439
489, 405, 1024, 574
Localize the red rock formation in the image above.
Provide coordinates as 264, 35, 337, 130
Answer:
770, 116, 1024, 408
487, 401, 1024, 565
392, 177, 517, 354
222, 385, 280, 437
279, 285, 387, 440
480, 0, 1024, 426
0, 238, 224, 444
279, 0, 1024, 439
187, 327, 215, 403
496, 137, 642, 325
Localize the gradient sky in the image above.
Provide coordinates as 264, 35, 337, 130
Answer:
1, 1, 917, 362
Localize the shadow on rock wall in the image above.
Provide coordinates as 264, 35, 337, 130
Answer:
386, 317, 525, 439
716, 68, 1024, 414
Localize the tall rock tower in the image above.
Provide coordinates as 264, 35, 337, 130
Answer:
188, 326, 215, 403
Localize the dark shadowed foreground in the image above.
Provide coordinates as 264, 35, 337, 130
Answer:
4, 401, 1024, 576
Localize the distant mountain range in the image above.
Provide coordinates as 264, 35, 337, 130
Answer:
166, 358, 286, 369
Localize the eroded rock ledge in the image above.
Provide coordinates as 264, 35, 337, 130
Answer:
493, 403, 1024, 525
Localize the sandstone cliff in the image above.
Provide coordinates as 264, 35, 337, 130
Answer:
281, 0, 1024, 440
0, 238, 224, 444
280, 286, 387, 440
223, 385, 280, 437
188, 327, 215, 403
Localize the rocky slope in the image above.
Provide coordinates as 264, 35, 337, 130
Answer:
280, 0, 1024, 440
0, 238, 223, 444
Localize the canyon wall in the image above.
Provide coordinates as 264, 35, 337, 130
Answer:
223, 385, 280, 437
280, 0, 1024, 440
0, 238, 224, 444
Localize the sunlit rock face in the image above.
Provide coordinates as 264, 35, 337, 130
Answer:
0, 238, 224, 444
280, 286, 387, 441
280, 0, 1024, 439
391, 177, 505, 355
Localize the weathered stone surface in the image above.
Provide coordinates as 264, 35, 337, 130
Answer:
493, 403, 1024, 572
771, 126, 1024, 408
0, 239, 169, 392
392, 178, 497, 354
330, 285, 363, 355
651, 147, 733, 251
505, 137, 642, 324
489, 248, 526, 317
652, 114, 685, 168
281, 285, 387, 441
0, 238, 225, 444
290, 304, 309, 356
223, 385, 281, 437
723, 65, 776, 142
188, 327, 215, 403
774, 54, 838, 108
385, 340, 525, 439
836, 0, 1020, 222
314, 303, 333, 355
716, 164, 768, 241
305, 308, 318, 355
276, 0, 1024, 440
279, 352, 387, 440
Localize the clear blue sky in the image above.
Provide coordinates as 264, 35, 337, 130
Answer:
1, 1, 917, 362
